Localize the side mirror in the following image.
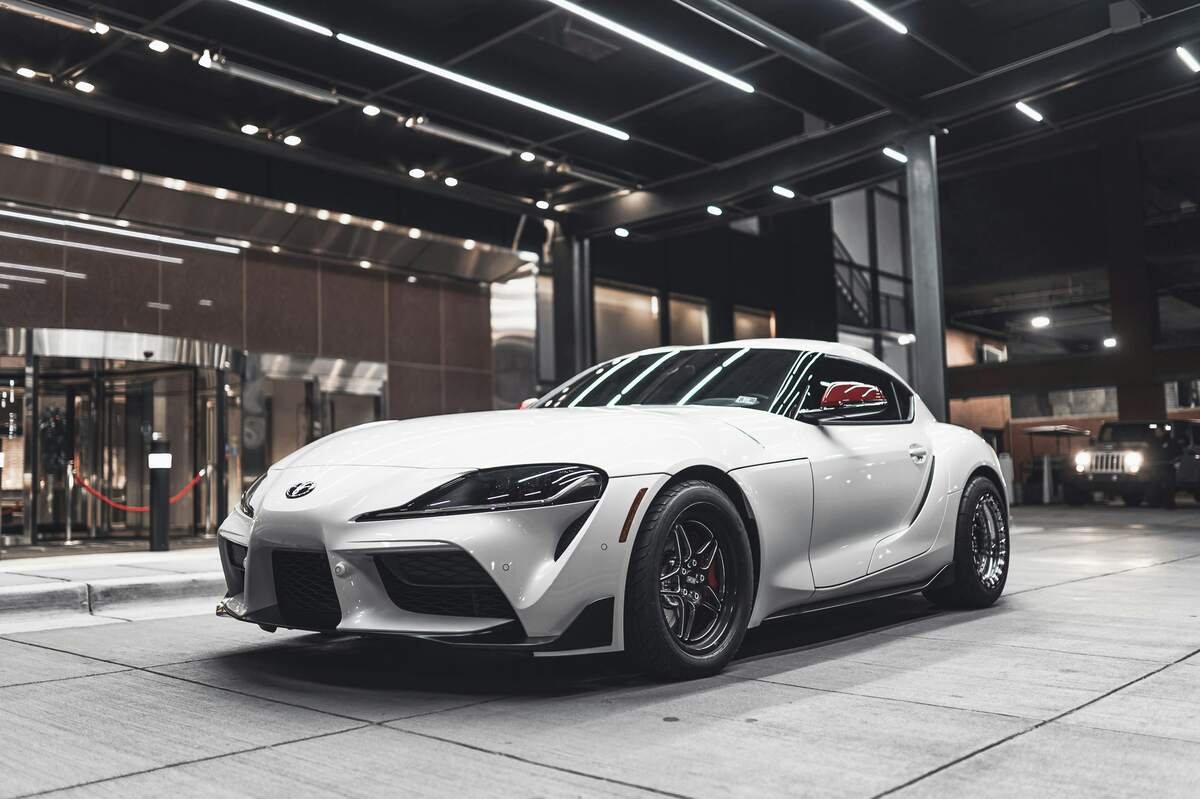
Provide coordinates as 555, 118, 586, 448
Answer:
518, 398, 538, 410
798, 381, 888, 421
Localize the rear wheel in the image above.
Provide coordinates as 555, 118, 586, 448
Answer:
925, 475, 1009, 609
624, 480, 753, 680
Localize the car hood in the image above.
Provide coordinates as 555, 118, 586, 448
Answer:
274, 406, 782, 476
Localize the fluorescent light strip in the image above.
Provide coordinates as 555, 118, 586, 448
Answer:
1015, 101, 1044, 122
0, 272, 47, 284
669, 0, 767, 48
0, 260, 86, 279
0, 230, 183, 263
336, 33, 630, 141
542, 0, 753, 93
1177, 45, 1200, 73
882, 146, 908, 163
842, 0, 908, 35
0, 208, 239, 254
222, 0, 332, 36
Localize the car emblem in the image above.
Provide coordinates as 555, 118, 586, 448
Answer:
285, 481, 315, 499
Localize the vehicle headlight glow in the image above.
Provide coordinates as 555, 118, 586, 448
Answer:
357, 464, 606, 521
238, 472, 268, 518
1074, 451, 1090, 473
1124, 451, 1143, 474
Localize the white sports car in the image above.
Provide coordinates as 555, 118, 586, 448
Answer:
217, 338, 1009, 678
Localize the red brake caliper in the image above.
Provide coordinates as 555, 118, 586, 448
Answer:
707, 562, 719, 588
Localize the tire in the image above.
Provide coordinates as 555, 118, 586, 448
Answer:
624, 480, 754, 680
924, 475, 1009, 609
1122, 490, 1144, 508
1064, 484, 1089, 506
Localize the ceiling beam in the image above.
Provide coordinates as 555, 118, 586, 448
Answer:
572, 5, 1200, 234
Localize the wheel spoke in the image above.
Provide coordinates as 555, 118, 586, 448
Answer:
678, 598, 696, 640
701, 585, 723, 614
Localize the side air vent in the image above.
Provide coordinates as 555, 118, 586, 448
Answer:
375, 549, 517, 620
225, 540, 248, 596
272, 550, 342, 630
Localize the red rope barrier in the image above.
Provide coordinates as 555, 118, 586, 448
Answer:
72, 459, 207, 514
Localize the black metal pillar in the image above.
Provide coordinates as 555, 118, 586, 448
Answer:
904, 131, 948, 421
149, 436, 171, 551
22, 328, 38, 545
550, 232, 593, 382
215, 368, 228, 523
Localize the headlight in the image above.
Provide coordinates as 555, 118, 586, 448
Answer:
1124, 451, 1144, 474
238, 473, 268, 518
357, 464, 606, 521
1074, 451, 1090, 473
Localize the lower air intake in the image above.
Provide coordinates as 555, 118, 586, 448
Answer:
375, 549, 516, 619
272, 550, 342, 630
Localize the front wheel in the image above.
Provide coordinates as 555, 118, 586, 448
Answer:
624, 480, 754, 680
925, 475, 1009, 609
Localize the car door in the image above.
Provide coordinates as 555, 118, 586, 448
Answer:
792, 355, 934, 587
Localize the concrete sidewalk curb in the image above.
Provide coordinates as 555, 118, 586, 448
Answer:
89, 572, 226, 614
0, 572, 225, 630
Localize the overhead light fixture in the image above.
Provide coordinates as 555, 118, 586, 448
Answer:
221, 0, 333, 37
214, 188, 229, 199
518, 250, 539, 263
148, 39, 169, 53
519, 151, 537, 162
336, 32, 630, 140
535, 200, 550, 210
0, 272, 48, 285
443, 176, 458, 187
284, 202, 297, 213
406, 275, 418, 283
91, 21, 108, 34
772, 185, 795, 199
0, 260, 86, 280
706, 205, 723, 216
359, 259, 371, 269
317, 209, 331, 220
371, 219, 385, 231
362, 104, 380, 116
197, 49, 213, 68
408, 228, 422, 239
896, 333, 916, 345
882, 146, 908, 163
614, 227, 630, 238
240, 123, 259, 135
404, 116, 516, 158
338, 213, 352, 224
0, 208, 240, 253
1177, 45, 1200, 73
841, 0, 907, 34
114, 219, 130, 227
16, 66, 36, 78
462, 239, 476, 251
1031, 315, 1051, 329
270, 245, 280, 253
0, 229, 183, 262
1015, 101, 1044, 123
1103, 336, 1117, 348
283, 134, 302, 146
408, 167, 426, 179
74, 80, 94, 93
541, 0, 752, 93
204, 54, 340, 105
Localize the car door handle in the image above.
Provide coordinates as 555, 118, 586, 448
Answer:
908, 444, 929, 464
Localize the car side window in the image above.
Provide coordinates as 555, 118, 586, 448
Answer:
787, 355, 908, 423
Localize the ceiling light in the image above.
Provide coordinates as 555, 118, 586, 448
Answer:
408, 228, 422, 239
541, 0, 753, 92
114, 219, 130, 227
284, 202, 297, 214
240, 123, 259, 135
16, 67, 36, 78
221, 0, 333, 37
371, 219, 384, 231
408, 167, 426, 179
148, 39, 169, 53
1031, 315, 1051, 329
0, 208, 239, 253
91, 21, 109, 35
1103, 336, 1117, 348
535, 200, 550, 210
519, 151, 537, 162
772, 185, 795, 199
0, 229, 182, 262
841, 0, 907, 34
443, 176, 458, 187
406, 275, 418, 283
336, 32, 630, 140
317, 209, 330, 220
896, 333, 916, 345
338, 213, 352, 225
214, 188, 228, 199
0, 260, 86, 280
362, 104, 380, 116
359, 259, 371, 269
462, 239, 476, 250
270, 245, 280, 253
882, 146, 908, 163
706, 205, 723, 216
0, 272, 48, 285
74, 80, 94, 93
1015, 101, 1044, 123
283, 134, 302, 146
518, 250, 539, 262
614, 227, 630, 238
1177, 45, 1200, 73
198, 49, 213, 68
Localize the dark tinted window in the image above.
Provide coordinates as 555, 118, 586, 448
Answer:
790, 355, 909, 422
1098, 423, 1172, 444
536, 348, 807, 412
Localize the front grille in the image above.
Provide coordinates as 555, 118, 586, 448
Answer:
375, 550, 516, 619
272, 550, 342, 630
1089, 452, 1124, 473
225, 540, 248, 596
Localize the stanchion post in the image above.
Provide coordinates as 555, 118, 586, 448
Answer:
149, 436, 172, 551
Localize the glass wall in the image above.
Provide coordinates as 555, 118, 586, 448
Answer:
733, 306, 775, 340
669, 295, 709, 346
595, 283, 662, 362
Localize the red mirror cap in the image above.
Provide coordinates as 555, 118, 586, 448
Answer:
518, 398, 538, 410
819, 381, 885, 408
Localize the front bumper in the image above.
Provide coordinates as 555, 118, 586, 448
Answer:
217, 468, 664, 655
1068, 472, 1152, 490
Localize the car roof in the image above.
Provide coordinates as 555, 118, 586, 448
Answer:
616, 338, 904, 382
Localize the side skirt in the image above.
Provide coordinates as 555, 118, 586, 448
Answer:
762, 563, 953, 622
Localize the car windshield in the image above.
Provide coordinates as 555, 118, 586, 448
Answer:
1098, 423, 1171, 443
536, 347, 808, 412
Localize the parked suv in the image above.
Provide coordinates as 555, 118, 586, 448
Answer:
1066, 420, 1200, 508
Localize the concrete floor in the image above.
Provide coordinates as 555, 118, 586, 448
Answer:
2, 505, 1199, 798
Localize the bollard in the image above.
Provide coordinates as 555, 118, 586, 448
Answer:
149, 436, 172, 551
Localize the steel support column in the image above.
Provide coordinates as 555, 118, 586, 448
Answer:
904, 132, 947, 421
214, 367, 228, 524
550, 232, 593, 382
21, 328, 38, 545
